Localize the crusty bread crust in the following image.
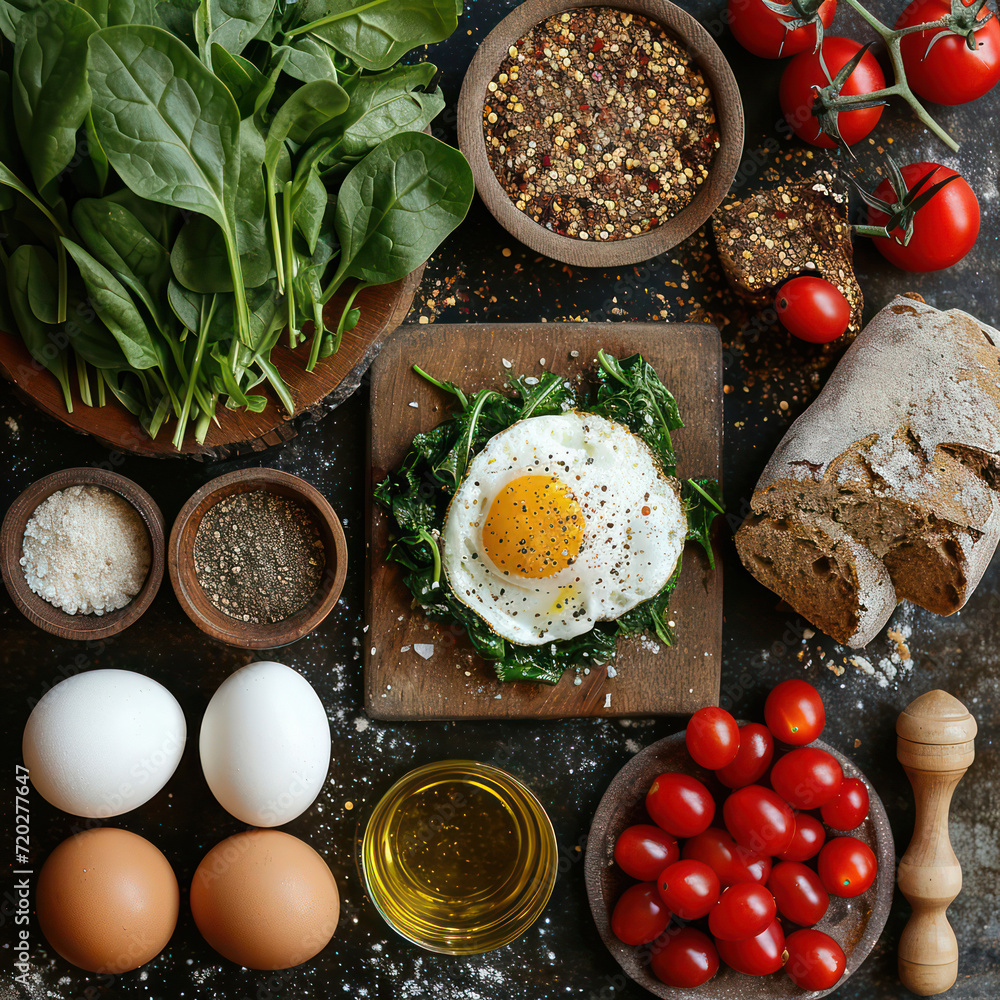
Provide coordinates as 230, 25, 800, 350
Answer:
737, 297, 1000, 647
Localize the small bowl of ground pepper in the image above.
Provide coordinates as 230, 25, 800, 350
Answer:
1, 468, 165, 640
458, 0, 744, 267
168, 468, 348, 649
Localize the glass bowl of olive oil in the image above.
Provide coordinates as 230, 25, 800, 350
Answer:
362, 760, 558, 954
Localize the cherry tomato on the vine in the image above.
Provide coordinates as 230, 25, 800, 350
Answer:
728, 0, 838, 59
770, 746, 844, 809
614, 824, 680, 881
785, 928, 847, 990
867, 162, 980, 272
646, 773, 715, 839
686, 706, 741, 770
682, 827, 772, 886
716, 722, 774, 789
775, 276, 852, 344
610, 882, 670, 946
765, 679, 825, 745
897, 0, 1000, 105
724, 785, 796, 856
777, 811, 826, 862
708, 882, 777, 941
821, 776, 870, 831
657, 860, 721, 920
650, 927, 720, 989
768, 861, 830, 926
715, 918, 787, 976
818, 836, 878, 898
780, 36, 886, 147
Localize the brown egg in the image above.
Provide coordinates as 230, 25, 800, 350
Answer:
36, 827, 179, 974
190, 829, 339, 969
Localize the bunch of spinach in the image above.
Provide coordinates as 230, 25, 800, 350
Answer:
374, 352, 725, 685
0, 0, 472, 448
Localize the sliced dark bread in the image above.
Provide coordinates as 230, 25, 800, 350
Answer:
711, 172, 864, 333
736, 512, 898, 647
736, 297, 1000, 647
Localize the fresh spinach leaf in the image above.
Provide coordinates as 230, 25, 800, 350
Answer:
202, 0, 276, 65
327, 131, 472, 291
61, 236, 159, 369
272, 35, 339, 83
24, 243, 58, 324
6, 244, 73, 409
12, 0, 99, 196
325, 63, 444, 161
87, 24, 252, 344
212, 44, 268, 118
682, 477, 724, 566
293, 0, 460, 72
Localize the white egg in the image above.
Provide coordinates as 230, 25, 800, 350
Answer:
22, 669, 186, 818
442, 411, 686, 645
199, 660, 331, 827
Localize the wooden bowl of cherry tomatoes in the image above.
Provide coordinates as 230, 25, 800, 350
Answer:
584, 680, 894, 999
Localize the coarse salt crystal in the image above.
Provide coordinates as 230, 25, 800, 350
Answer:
414, 643, 434, 659
604, 694, 612, 708
502, 358, 513, 368
408, 401, 419, 408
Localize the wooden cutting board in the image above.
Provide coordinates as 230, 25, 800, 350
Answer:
365, 323, 723, 720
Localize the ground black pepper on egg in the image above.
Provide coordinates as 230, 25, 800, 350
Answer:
483, 7, 720, 242
193, 491, 325, 625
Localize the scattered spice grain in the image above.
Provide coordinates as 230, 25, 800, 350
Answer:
484, 7, 720, 241
194, 491, 325, 624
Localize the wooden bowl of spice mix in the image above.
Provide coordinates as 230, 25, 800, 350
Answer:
1, 468, 165, 640
168, 468, 348, 648
458, 0, 744, 267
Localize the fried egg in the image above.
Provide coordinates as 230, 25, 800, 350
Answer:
441, 411, 686, 645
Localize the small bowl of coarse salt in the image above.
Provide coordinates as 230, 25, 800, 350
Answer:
1, 468, 165, 640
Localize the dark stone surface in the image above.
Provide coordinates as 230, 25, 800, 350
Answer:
2, 1, 997, 998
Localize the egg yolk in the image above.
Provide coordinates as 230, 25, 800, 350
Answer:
482, 475, 583, 579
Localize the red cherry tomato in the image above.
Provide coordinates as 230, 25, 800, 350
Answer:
657, 860, 721, 920
614, 824, 680, 881
867, 162, 980, 272
768, 861, 830, 926
610, 882, 671, 946
780, 36, 886, 147
716, 722, 774, 789
646, 773, 716, 839
821, 776, 870, 831
897, 0, 1000, 105
650, 926, 720, 988
686, 706, 741, 769
765, 679, 825, 745
728, 0, 838, 59
682, 827, 772, 886
708, 882, 777, 941
715, 918, 786, 976
818, 836, 877, 898
785, 928, 847, 990
723, 785, 796, 856
777, 811, 826, 862
774, 276, 851, 344
770, 747, 844, 810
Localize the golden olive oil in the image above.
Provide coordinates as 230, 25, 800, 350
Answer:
362, 760, 557, 954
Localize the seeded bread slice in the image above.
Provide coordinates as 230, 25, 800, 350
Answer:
711, 172, 864, 333
736, 297, 1000, 647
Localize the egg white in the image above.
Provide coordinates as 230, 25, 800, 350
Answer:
441, 411, 686, 645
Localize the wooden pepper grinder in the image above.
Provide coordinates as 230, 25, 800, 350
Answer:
896, 690, 977, 996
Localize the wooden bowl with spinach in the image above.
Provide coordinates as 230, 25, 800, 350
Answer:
0, 0, 473, 456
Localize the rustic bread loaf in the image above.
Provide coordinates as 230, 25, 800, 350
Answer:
735, 296, 1000, 647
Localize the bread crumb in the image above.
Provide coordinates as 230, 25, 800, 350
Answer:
827, 661, 845, 676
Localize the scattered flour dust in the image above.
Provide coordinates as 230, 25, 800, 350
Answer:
850, 608, 915, 687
